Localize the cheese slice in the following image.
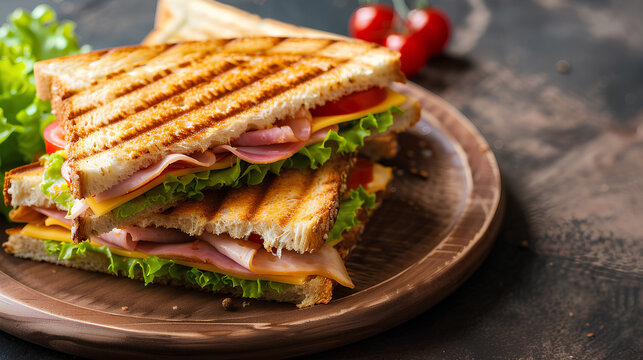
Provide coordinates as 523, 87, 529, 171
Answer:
45, 217, 71, 230
311, 88, 407, 133
86, 155, 237, 217
21, 223, 308, 285
365, 163, 393, 194
22, 223, 71, 242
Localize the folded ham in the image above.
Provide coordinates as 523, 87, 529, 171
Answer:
37, 208, 353, 287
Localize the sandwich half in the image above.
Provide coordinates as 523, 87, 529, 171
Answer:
4, 154, 393, 307
31, 37, 419, 242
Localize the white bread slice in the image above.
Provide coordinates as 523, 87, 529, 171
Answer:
34, 37, 404, 199
3, 163, 63, 211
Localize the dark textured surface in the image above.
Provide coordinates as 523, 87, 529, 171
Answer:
0, 0, 641, 359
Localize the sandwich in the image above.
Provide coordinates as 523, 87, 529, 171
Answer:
5, 154, 393, 307
3, 36, 420, 307
31, 37, 419, 243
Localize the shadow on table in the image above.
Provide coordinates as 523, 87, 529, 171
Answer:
412, 54, 476, 92
304, 180, 536, 359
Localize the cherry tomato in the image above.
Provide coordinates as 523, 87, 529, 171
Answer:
384, 32, 430, 76
349, 4, 396, 44
43, 120, 66, 154
311, 87, 388, 117
406, 7, 451, 58
348, 157, 374, 190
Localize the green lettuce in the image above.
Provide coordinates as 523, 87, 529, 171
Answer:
43, 239, 290, 298
327, 185, 376, 244
0, 5, 87, 219
113, 107, 401, 220
39, 151, 77, 212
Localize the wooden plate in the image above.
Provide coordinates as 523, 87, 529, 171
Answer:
0, 83, 503, 359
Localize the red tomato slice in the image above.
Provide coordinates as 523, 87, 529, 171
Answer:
247, 233, 264, 245
348, 158, 374, 190
311, 88, 388, 117
43, 121, 66, 154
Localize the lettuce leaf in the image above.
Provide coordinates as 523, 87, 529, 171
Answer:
39, 151, 77, 212
0, 5, 86, 219
327, 185, 376, 244
43, 240, 291, 298
0, 5, 89, 72
113, 107, 401, 220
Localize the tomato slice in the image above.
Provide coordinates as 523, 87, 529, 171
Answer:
43, 121, 66, 154
311, 88, 387, 117
247, 233, 264, 245
348, 157, 374, 190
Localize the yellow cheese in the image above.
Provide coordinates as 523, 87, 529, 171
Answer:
45, 217, 71, 230
22, 223, 71, 242
311, 88, 407, 133
86, 155, 237, 217
21, 223, 308, 285
364, 163, 393, 194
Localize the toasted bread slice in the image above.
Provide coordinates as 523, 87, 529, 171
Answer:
143, 0, 346, 45
35, 37, 404, 199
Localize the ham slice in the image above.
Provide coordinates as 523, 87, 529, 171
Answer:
135, 240, 256, 276
61, 160, 72, 184
94, 229, 136, 251
251, 244, 354, 288
199, 232, 353, 287
94, 226, 193, 251
307, 125, 338, 145
199, 232, 261, 269
93, 151, 218, 202
215, 142, 306, 164
66, 200, 90, 220
233, 110, 312, 146
125, 226, 193, 244
33, 207, 71, 226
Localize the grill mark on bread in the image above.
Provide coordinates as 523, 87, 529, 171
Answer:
277, 170, 317, 227
60, 45, 175, 101
66, 45, 222, 121
202, 191, 225, 220
69, 55, 306, 159
154, 58, 343, 149
67, 56, 246, 143
245, 174, 276, 223
66, 39, 340, 149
